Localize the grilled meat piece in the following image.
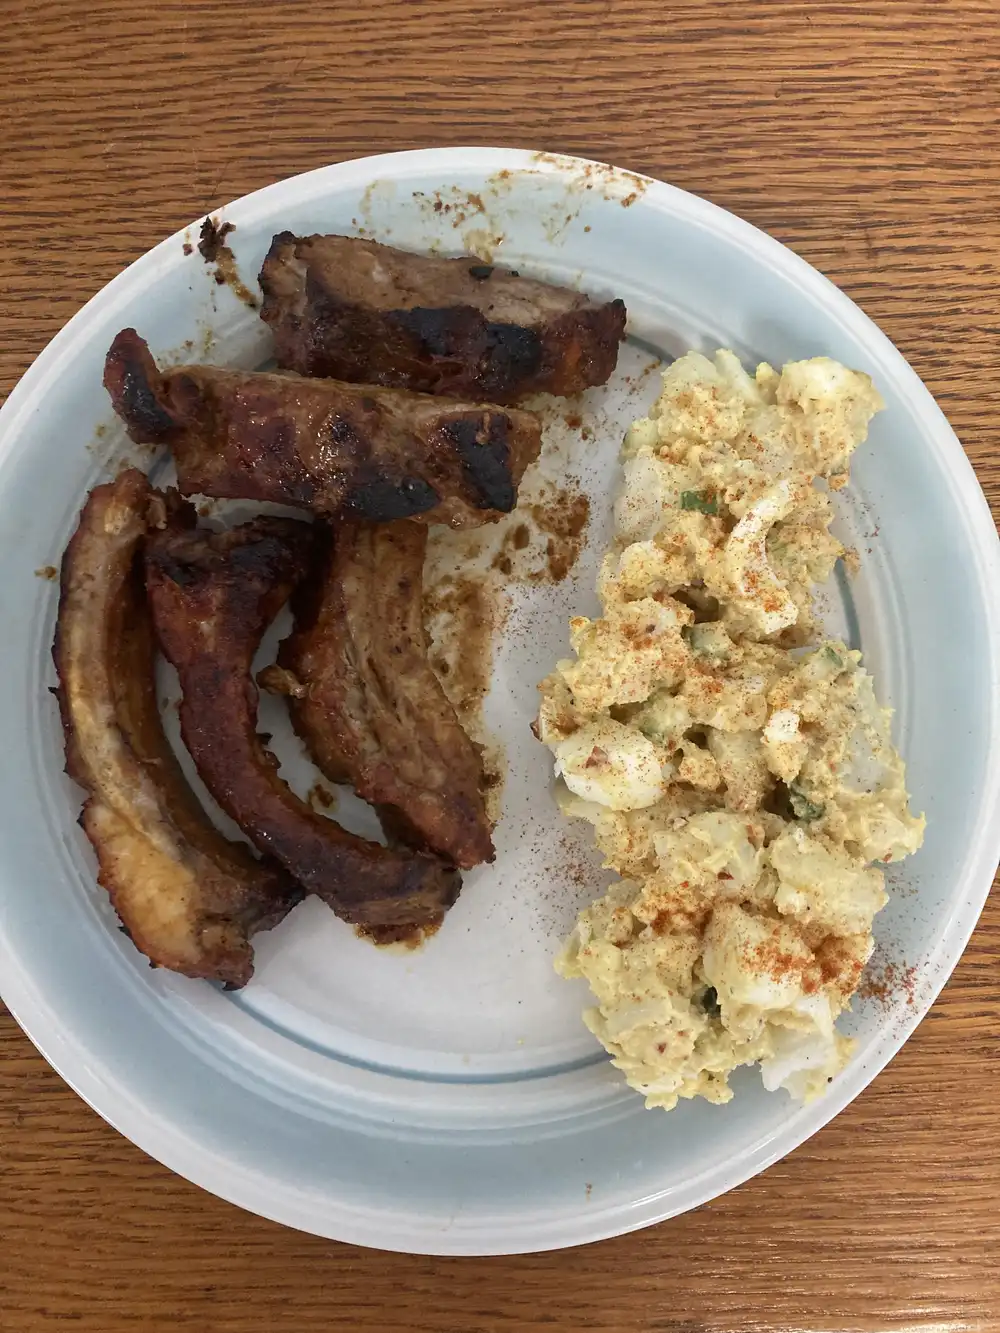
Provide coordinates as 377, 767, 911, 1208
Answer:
268, 521, 494, 871
145, 515, 461, 928
53, 469, 300, 988
104, 329, 543, 527
258, 233, 627, 403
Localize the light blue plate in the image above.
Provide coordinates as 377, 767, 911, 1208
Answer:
0, 149, 997, 1253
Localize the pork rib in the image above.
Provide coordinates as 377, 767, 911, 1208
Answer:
258, 232, 627, 402
104, 329, 542, 527
145, 515, 461, 928
269, 521, 494, 871
53, 469, 301, 988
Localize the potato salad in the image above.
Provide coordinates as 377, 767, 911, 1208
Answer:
537, 349, 925, 1110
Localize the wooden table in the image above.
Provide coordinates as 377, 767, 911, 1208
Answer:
2, 2, 999, 1329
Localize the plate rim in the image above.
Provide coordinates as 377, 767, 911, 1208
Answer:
2, 144, 999, 1254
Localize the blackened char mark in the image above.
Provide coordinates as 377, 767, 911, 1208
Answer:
391, 307, 478, 359
344, 475, 440, 521
445, 415, 516, 513
328, 417, 364, 451
230, 531, 308, 583
120, 365, 177, 440
390, 308, 543, 401
482, 323, 543, 396
156, 556, 200, 589
326, 406, 442, 520
103, 329, 178, 443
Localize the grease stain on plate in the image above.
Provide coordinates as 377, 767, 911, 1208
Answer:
423, 393, 604, 801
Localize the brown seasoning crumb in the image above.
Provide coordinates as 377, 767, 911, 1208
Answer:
197, 216, 259, 309
307, 782, 337, 812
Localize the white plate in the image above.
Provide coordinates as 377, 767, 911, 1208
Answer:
1, 148, 998, 1255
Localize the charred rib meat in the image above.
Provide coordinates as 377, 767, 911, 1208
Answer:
53, 469, 300, 988
145, 515, 462, 928
270, 521, 494, 871
104, 329, 542, 527
258, 233, 627, 403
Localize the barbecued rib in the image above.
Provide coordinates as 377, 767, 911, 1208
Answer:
267, 521, 494, 872
259, 233, 627, 403
53, 469, 301, 988
104, 329, 543, 527
145, 515, 461, 928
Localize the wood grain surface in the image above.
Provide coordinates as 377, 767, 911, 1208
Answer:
2, 2, 999, 1330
